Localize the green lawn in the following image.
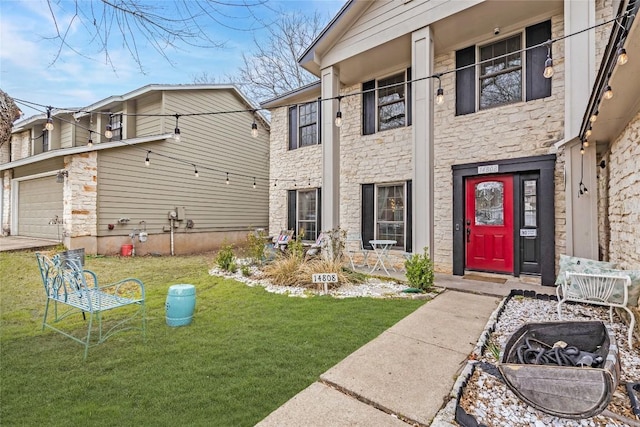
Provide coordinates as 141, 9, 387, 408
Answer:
0, 250, 426, 426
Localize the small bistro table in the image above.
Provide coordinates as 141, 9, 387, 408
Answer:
368, 240, 397, 276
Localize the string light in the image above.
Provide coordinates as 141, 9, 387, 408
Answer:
251, 112, 259, 138
174, 114, 181, 142
589, 110, 598, 123
603, 85, 613, 100
105, 115, 113, 139
583, 139, 590, 148
435, 75, 444, 105
193, 165, 199, 178
87, 131, 93, 148
543, 41, 554, 78
585, 127, 592, 138
579, 181, 589, 195
45, 107, 54, 131
226, 172, 229, 185
145, 151, 151, 167
617, 47, 628, 65
253, 177, 256, 189
274, 179, 277, 187
335, 96, 343, 127
580, 143, 585, 155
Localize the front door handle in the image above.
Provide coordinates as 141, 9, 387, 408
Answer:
466, 228, 471, 243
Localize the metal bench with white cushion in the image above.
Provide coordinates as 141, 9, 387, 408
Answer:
557, 271, 634, 349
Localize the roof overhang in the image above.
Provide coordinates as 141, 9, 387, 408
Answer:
260, 81, 321, 109
0, 134, 174, 172
577, 0, 640, 153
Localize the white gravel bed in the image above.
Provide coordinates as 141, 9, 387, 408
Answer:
208, 264, 434, 299
456, 296, 640, 427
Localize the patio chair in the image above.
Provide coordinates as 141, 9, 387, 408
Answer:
345, 232, 370, 270
273, 229, 294, 251
304, 233, 325, 259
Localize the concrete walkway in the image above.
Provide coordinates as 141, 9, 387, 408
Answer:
0, 236, 60, 252
258, 275, 554, 426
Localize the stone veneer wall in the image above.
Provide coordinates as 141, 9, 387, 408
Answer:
63, 152, 98, 249
431, 14, 566, 273
1, 169, 12, 235
606, 112, 640, 269
268, 106, 323, 236
11, 131, 30, 161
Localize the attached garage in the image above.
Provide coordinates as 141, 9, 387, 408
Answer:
17, 176, 64, 240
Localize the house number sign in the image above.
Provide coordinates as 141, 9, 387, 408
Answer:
520, 229, 537, 237
478, 164, 499, 174
312, 273, 338, 283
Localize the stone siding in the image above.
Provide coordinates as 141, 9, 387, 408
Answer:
11, 131, 30, 161
268, 106, 323, 235
607, 112, 640, 269
1, 169, 13, 235
64, 152, 98, 239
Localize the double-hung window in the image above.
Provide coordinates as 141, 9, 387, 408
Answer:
110, 113, 123, 141
362, 68, 412, 135
287, 188, 322, 241
456, 20, 551, 115
288, 100, 321, 150
361, 181, 412, 251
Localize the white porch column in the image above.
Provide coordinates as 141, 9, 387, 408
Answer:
411, 27, 434, 257
321, 66, 341, 233
564, 0, 598, 257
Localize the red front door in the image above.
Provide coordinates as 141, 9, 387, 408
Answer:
465, 175, 514, 273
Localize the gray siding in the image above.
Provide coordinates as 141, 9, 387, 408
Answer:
13, 158, 64, 178
96, 89, 269, 237
135, 93, 163, 136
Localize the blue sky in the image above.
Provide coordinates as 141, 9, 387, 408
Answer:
0, 0, 345, 118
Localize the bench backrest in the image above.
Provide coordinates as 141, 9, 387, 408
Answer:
564, 271, 630, 306
36, 253, 89, 301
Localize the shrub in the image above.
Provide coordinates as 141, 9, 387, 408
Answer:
404, 247, 434, 291
246, 229, 266, 265
215, 244, 236, 271
240, 264, 251, 277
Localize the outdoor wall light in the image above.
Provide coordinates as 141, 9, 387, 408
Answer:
56, 170, 68, 183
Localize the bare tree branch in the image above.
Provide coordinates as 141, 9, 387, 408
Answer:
43, 0, 272, 72
0, 90, 22, 150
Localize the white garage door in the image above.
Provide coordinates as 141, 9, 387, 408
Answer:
18, 176, 64, 239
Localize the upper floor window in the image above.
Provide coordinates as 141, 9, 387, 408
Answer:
362, 68, 412, 135
110, 113, 123, 141
479, 35, 522, 109
289, 100, 320, 150
456, 20, 551, 116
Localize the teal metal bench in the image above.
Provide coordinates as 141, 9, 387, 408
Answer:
36, 252, 146, 359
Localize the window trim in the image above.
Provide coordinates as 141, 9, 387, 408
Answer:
477, 33, 524, 111
288, 188, 322, 241
288, 100, 320, 150
363, 68, 411, 135
373, 182, 407, 250
110, 113, 123, 141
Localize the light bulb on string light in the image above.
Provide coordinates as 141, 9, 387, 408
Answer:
145, 151, 151, 167
585, 127, 592, 138
226, 172, 230, 185
435, 75, 444, 105
193, 165, 199, 178
603, 85, 613, 100
617, 46, 628, 65
580, 143, 585, 155
174, 114, 181, 142
251, 121, 258, 138
335, 96, 343, 127
87, 131, 93, 148
589, 110, 598, 123
543, 42, 554, 78
45, 107, 54, 131
105, 118, 113, 139
253, 177, 256, 189
583, 139, 590, 148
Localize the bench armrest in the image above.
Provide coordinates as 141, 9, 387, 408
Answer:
98, 278, 145, 302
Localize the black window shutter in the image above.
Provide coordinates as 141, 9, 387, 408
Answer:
455, 46, 476, 116
287, 190, 297, 235
317, 98, 322, 145
316, 188, 322, 235
288, 106, 298, 150
405, 180, 412, 253
526, 20, 552, 101
362, 80, 376, 135
406, 67, 412, 126
361, 184, 375, 250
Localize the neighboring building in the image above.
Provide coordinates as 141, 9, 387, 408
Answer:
1, 84, 270, 255
261, 0, 639, 285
